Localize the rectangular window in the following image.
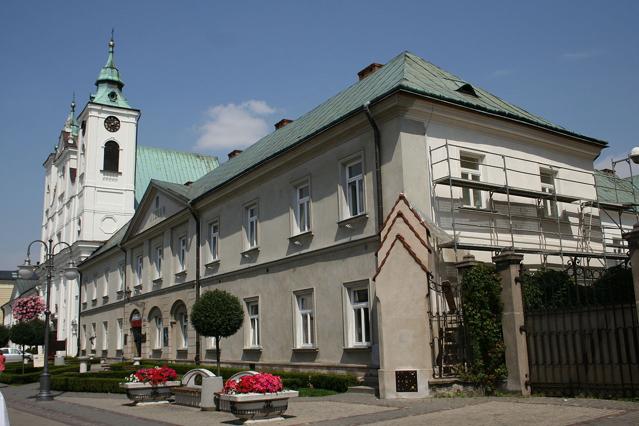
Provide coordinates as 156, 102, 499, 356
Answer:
154, 246, 163, 279
209, 221, 219, 261
246, 300, 260, 348
91, 276, 97, 300
460, 154, 483, 208
81, 325, 87, 350
102, 271, 108, 297
295, 291, 315, 348
246, 205, 258, 249
345, 159, 364, 217
348, 286, 371, 346
118, 263, 125, 292
180, 313, 188, 349
116, 319, 123, 350
178, 236, 187, 271
540, 168, 558, 217
91, 323, 96, 351
294, 182, 311, 234
135, 255, 143, 286
154, 316, 163, 350
102, 321, 108, 351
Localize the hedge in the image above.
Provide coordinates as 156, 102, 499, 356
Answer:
49, 363, 359, 394
51, 376, 124, 394
0, 365, 79, 384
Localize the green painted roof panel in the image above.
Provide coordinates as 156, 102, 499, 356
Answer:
135, 146, 219, 204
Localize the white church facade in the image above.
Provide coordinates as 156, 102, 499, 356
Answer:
36, 37, 218, 356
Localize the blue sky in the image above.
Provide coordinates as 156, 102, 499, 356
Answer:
0, 0, 637, 269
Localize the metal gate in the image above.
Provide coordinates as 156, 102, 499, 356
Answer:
523, 257, 639, 397
429, 274, 466, 378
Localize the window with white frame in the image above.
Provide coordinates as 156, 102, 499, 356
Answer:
460, 154, 483, 208
294, 291, 315, 348
207, 336, 219, 350
245, 204, 258, 249
102, 321, 108, 350
208, 221, 219, 261
294, 181, 311, 234
81, 325, 87, 350
81, 282, 87, 303
90, 323, 96, 351
178, 236, 187, 271
246, 299, 260, 348
102, 271, 108, 297
152, 312, 163, 350
540, 168, 558, 217
118, 263, 125, 292
91, 276, 97, 300
344, 159, 364, 217
176, 309, 188, 349
347, 285, 371, 346
135, 255, 143, 286
154, 245, 163, 279
116, 318, 123, 350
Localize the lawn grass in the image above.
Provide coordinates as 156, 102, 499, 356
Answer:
297, 387, 338, 397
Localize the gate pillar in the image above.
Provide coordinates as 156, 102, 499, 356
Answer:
492, 249, 530, 396
623, 223, 639, 319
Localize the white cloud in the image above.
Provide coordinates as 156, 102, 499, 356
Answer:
195, 100, 277, 152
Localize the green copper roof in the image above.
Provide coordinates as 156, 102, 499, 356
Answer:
135, 146, 219, 205
594, 171, 639, 205
63, 97, 79, 136
91, 37, 131, 109
189, 51, 607, 202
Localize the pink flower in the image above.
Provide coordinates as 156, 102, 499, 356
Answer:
223, 373, 283, 394
13, 295, 45, 322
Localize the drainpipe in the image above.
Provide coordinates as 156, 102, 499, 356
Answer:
188, 205, 202, 365
363, 102, 384, 233
118, 244, 127, 359
76, 270, 82, 357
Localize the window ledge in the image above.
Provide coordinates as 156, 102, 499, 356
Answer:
292, 347, 319, 353
337, 213, 368, 228
102, 296, 109, 302
205, 259, 220, 269
343, 345, 372, 351
177, 348, 188, 352
116, 290, 125, 295
91, 299, 97, 306
175, 270, 187, 278
133, 284, 142, 289
243, 346, 263, 352
458, 206, 495, 213
100, 169, 122, 175
241, 247, 260, 258
152, 277, 163, 285
288, 231, 313, 244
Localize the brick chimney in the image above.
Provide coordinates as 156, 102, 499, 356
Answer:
357, 63, 383, 81
228, 149, 243, 160
275, 118, 293, 130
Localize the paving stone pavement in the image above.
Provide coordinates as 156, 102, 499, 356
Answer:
2, 383, 638, 426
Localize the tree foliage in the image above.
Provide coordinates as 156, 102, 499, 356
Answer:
190, 289, 244, 375
0, 325, 10, 347
460, 264, 507, 394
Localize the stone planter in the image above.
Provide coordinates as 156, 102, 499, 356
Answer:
119, 381, 182, 404
216, 391, 299, 421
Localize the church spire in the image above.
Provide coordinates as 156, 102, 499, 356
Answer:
91, 32, 131, 108
64, 94, 79, 136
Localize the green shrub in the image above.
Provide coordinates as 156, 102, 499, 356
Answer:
51, 376, 124, 393
0, 365, 79, 384
460, 264, 507, 395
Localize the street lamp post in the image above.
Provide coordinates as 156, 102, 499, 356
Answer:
18, 239, 78, 402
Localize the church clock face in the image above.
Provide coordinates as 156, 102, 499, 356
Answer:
104, 116, 120, 132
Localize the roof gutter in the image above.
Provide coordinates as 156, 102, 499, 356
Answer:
187, 204, 202, 365
363, 102, 384, 233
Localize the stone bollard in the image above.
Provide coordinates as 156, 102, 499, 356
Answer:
54, 355, 65, 366
200, 376, 223, 411
133, 357, 141, 366
79, 356, 89, 373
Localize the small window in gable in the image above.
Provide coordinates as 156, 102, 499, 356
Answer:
456, 83, 478, 97
103, 141, 120, 172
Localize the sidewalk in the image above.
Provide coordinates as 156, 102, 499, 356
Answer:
2, 383, 638, 425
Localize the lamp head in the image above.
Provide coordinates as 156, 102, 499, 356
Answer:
63, 261, 79, 281
17, 258, 36, 279
630, 147, 639, 164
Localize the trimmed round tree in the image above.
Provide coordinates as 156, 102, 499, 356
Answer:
190, 289, 243, 375
0, 325, 10, 347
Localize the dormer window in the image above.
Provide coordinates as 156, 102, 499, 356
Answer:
456, 83, 478, 97
103, 141, 120, 172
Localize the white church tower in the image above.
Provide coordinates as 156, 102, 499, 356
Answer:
38, 36, 139, 356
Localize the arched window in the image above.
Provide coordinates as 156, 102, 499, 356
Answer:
103, 141, 120, 172
171, 301, 188, 350
148, 308, 163, 351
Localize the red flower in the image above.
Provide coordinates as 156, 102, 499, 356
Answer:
223, 373, 283, 394
132, 366, 177, 385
